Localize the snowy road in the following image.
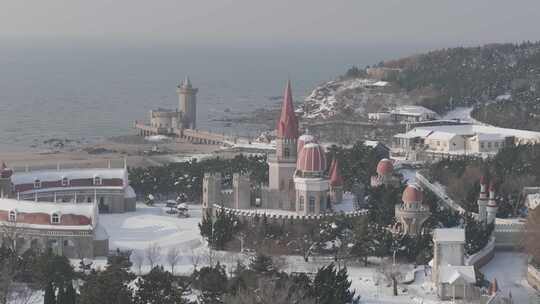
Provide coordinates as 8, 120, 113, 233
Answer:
481, 252, 538, 303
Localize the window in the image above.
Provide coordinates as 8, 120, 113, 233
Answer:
8, 210, 16, 222
436, 141, 440, 146
495, 142, 499, 148
299, 196, 304, 211
487, 142, 492, 148
34, 179, 41, 189
93, 176, 102, 186
284, 147, 290, 158
87, 197, 92, 203
308, 197, 315, 213
61, 177, 69, 186
51, 213, 60, 224
480, 142, 485, 149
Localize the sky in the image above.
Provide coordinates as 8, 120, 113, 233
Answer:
1, 0, 540, 47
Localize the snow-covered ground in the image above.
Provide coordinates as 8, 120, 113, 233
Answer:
480, 252, 538, 303
441, 106, 488, 125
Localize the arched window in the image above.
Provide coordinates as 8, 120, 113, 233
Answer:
51, 213, 60, 224
284, 147, 290, 158
308, 196, 316, 213
8, 210, 16, 222
61, 177, 69, 186
34, 179, 41, 189
299, 196, 304, 211
93, 176, 102, 186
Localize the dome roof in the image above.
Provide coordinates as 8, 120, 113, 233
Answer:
376, 158, 394, 176
297, 143, 326, 173
297, 134, 317, 153
402, 184, 423, 204
0, 162, 13, 179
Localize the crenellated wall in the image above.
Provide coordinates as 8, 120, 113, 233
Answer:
212, 204, 368, 227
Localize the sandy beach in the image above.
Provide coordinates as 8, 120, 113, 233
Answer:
0, 135, 222, 170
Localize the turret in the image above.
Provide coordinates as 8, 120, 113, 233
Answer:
371, 158, 394, 187
486, 181, 498, 224
0, 162, 13, 198
233, 173, 251, 209
477, 176, 488, 223
294, 143, 329, 215
395, 184, 430, 236
329, 158, 343, 204
176, 76, 198, 129
202, 173, 222, 219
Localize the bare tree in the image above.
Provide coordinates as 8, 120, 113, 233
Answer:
145, 243, 161, 270
0, 222, 26, 304
190, 248, 201, 270
166, 247, 182, 274
132, 250, 145, 275
377, 259, 404, 296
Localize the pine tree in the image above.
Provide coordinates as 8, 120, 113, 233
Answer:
249, 253, 273, 274
311, 263, 355, 304
134, 266, 187, 304
44, 281, 56, 304
64, 282, 77, 304
192, 263, 228, 304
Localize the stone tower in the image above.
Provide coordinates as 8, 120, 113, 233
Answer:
268, 80, 299, 204
329, 158, 343, 204
202, 173, 222, 218
486, 181, 498, 224
395, 184, 430, 236
233, 173, 251, 209
477, 176, 488, 223
432, 228, 466, 284
0, 162, 13, 198
176, 76, 198, 129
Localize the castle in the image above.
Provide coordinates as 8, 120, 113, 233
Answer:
135, 77, 198, 136
202, 81, 344, 216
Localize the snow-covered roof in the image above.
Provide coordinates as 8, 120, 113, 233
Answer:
400, 124, 540, 142
438, 266, 476, 284
475, 133, 506, 141
392, 105, 437, 117
426, 131, 456, 141
434, 228, 465, 243
0, 198, 95, 217
12, 168, 128, 186
124, 186, 136, 199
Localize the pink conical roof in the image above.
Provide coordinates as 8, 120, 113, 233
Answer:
329, 159, 344, 187
297, 143, 326, 172
277, 80, 299, 139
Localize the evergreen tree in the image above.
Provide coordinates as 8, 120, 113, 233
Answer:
44, 281, 56, 304
311, 263, 355, 304
78, 258, 134, 304
134, 266, 187, 304
64, 282, 77, 304
199, 208, 239, 250
192, 263, 228, 304
249, 253, 273, 274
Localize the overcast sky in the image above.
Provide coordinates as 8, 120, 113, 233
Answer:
2, 0, 540, 46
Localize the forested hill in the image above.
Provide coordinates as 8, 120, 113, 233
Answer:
376, 41, 540, 130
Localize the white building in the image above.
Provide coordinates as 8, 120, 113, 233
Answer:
369, 105, 438, 123
392, 123, 540, 160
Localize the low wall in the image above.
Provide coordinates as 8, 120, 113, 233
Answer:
212, 204, 368, 226
466, 237, 495, 268
527, 265, 540, 290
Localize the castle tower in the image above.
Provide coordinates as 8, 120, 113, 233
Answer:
329, 158, 344, 204
486, 181, 498, 224
233, 173, 251, 209
371, 158, 394, 187
294, 142, 329, 215
477, 176, 488, 223
0, 162, 13, 198
202, 173, 222, 218
176, 76, 198, 129
432, 228, 466, 284
395, 184, 430, 236
268, 81, 299, 208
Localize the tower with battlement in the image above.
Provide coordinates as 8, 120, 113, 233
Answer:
0, 162, 13, 198
268, 81, 299, 210
202, 173, 222, 218
486, 181, 498, 224
177, 76, 198, 129
395, 184, 430, 236
233, 173, 251, 209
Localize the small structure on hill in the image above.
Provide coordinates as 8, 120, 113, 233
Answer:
394, 184, 430, 236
